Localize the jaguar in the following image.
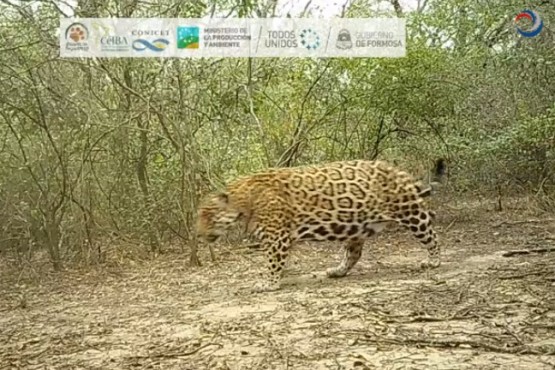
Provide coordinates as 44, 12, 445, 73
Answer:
197, 158, 446, 292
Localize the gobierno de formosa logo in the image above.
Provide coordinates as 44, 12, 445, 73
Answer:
514, 9, 544, 38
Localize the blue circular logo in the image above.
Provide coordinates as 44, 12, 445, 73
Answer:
515, 9, 543, 38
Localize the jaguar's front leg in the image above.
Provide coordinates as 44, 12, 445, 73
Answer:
252, 234, 291, 293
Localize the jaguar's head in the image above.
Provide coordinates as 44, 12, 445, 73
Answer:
196, 192, 243, 243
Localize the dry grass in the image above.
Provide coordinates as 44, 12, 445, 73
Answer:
1, 196, 555, 369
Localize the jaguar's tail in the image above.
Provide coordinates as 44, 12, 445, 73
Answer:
432, 158, 446, 184
416, 158, 447, 198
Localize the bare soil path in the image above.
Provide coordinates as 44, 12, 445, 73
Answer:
1, 199, 555, 369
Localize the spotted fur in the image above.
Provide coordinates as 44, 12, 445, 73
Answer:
197, 159, 446, 292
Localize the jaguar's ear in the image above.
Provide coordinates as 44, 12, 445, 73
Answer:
215, 192, 229, 205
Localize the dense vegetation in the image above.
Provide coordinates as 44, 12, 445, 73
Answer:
0, 0, 553, 269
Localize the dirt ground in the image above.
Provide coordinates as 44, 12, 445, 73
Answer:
1, 197, 555, 370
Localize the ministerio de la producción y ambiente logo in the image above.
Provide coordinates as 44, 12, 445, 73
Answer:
514, 9, 544, 38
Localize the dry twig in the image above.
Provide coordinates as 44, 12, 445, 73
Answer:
494, 219, 555, 228
355, 333, 554, 355
502, 247, 555, 257
126, 342, 222, 359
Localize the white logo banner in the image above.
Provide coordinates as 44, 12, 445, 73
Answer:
59, 18, 405, 58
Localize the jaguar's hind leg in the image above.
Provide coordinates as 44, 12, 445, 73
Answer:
326, 238, 364, 278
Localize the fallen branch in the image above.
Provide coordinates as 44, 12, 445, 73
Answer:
498, 271, 552, 280
126, 343, 221, 359
526, 323, 555, 330
356, 333, 553, 355
502, 247, 555, 257
379, 313, 476, 324
494, 219, 555, 228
